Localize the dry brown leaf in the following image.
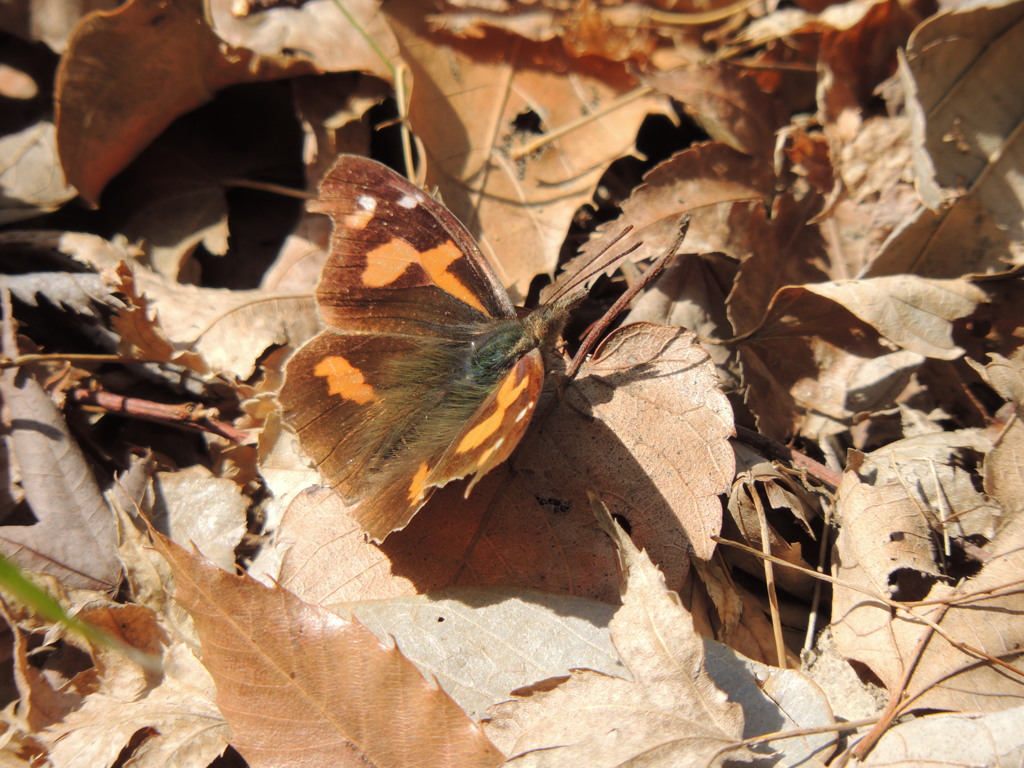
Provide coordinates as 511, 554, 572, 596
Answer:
0, 365, 119, 591
645, 62, 789, 160
65, 233, 320, 380
553, 324, 735, 563
880, 0, 1024, 274
208, 0, 399, 81
385, 3, 672, 301
831, 482, 1024, 713
860, 428, 1002, 540
55, 0, 316, 203
158, 537, 504, 768
0, 599, 81, 733
344, 588, 625, 720
832, 472, 942, 598
151, 466, 246, 572
0, 121, 76, 225
484, 505, 783, 767
725, 193, 830, 337
46, 643, 229, 768
738, 275, 985, 439
863, 706, 1024, 765
814, 112, 921, 278
570, 142, 776, 292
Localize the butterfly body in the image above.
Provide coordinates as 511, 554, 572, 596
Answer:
280, 156, 572, 541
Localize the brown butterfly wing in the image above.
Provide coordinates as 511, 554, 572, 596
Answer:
281, 156, 535, 540
344, 349, 546, 541
310, 155, 515, 334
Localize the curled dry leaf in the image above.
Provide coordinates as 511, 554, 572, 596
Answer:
208, 0, 400, 82
55, 0, 316, 204
157, 536, 504, 768
46, 642, 229, 768
565, 142, 775, 295
831, 485, 1024, 714
0, 366, 119, 592
63, 232, 320, 380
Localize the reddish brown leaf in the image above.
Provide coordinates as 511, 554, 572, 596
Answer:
157, 537, 504, 768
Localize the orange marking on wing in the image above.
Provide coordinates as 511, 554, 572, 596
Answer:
421, 242, 487, 313
362, 239, 420, 287
361, 238, 487, 314
313, 356, 375, 404
407, 461, 431, 503
457, 369, 531, 454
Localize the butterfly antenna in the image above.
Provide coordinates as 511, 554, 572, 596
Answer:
543, 224, 637, 307
564, 214, 692, 381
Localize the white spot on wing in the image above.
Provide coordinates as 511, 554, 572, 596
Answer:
397, 194, 418, 209
357, 194, 377, 212
515, 406, 531, 423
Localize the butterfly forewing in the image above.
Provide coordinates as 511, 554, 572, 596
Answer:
311, 156, 516, 335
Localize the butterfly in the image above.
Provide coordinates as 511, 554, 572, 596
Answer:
279, 155, 581, 542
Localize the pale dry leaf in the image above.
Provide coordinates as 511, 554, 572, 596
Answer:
152, 466, 246, 572
800, 275, 986, 360
970, 349, 1024, 404
984, 408, 1024, 519
904, 0, 1024, 221
67, 234, 320, 380
0, 271, 115, 319
343, 588, 625, 720
869, 196, 1015, 277
484, 507, 757, 767
0, 367, 119, 591
385, 4, 672, 301
891, 0, 1024, 271
256, 411, 322, 534
863, 706, 1024, 766
158, 537, 504, 768
0, 121, 76, 225
823, 114, 921, 278
277, 486, 417, 605
860, 428, 1002, 540
835, 471, 942, 591
831, 488, 1024, 713
46, 643, 229, 768
208, 0, 399, 82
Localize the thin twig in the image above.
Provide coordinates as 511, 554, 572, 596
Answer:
69, 389, 250, 443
